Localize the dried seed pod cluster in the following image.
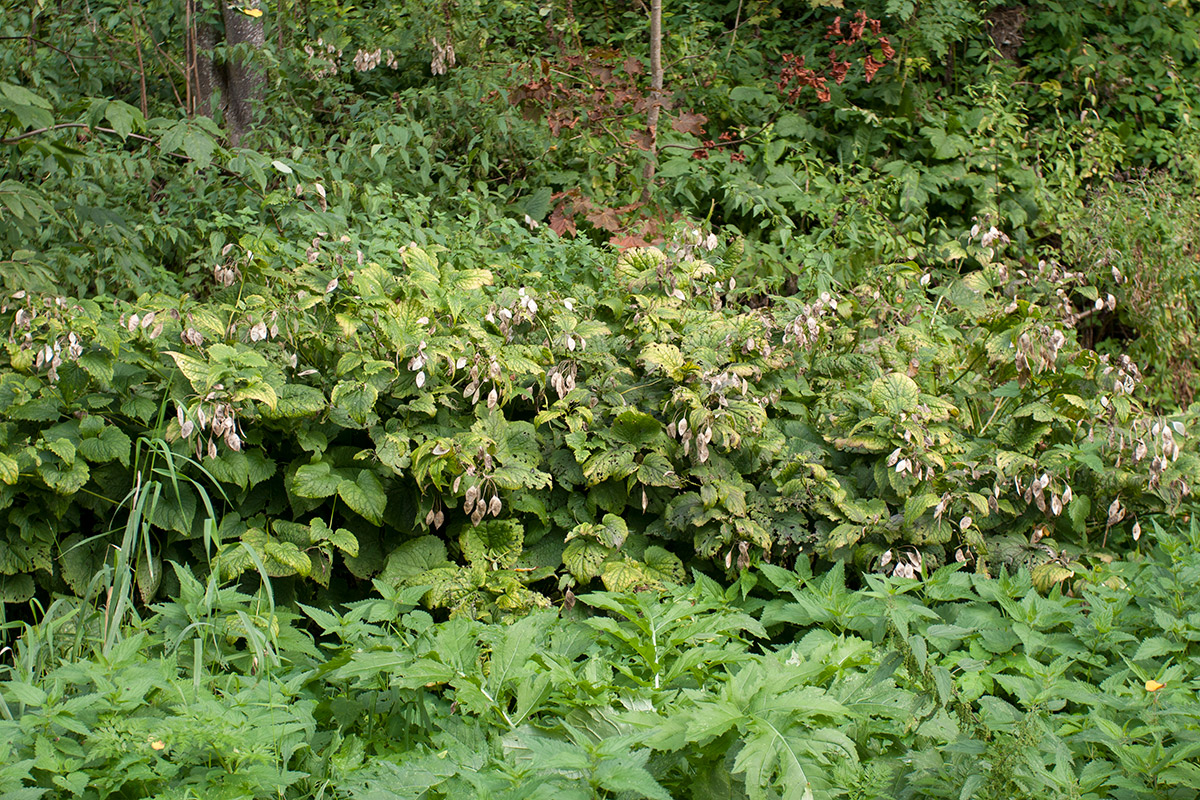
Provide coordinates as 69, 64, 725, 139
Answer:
879, 547, 923, 579
1100, 353, 1143, 398
1013, 324, 1067, 385
1128, 417, 1188, 492
781, 291, 839, 351
176, 391, 244, 459
460, 355, 503, 408
669, 414, 715, 463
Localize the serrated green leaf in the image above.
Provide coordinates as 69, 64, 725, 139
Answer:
0, 452, 18, 484
869, 372, 920, 415
1031, 562, 1073, 593
640, 342, 686, 379
601, 557, 650, 592
76, 421, 132, 466
262, 383, 327, 419
904, 492, 940, 527
612, 409, 662, 446
39, 457, 89, 494
642, 546, 685, 584
381, 535, 449, 586
0, 572, 34, 603
265, 538, 312, 576
461, 520, 523, 569
331, 380, 378, 427
232, 378, 278, 410
637, 451, 681, 487
45, 438, 76, 466
292, 461, 342, 498
563, 538, 611, 581
583, 446, 637, 484
338, 469, 386, 525
59, 533, 107, 596
163, 350, 211, 390
453, 268, 494, 291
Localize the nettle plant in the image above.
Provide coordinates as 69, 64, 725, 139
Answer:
0, 222, 1196, 616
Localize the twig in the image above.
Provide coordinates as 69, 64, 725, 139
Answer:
127, 0, 149, 116
659, 118, 774, 151
726, 0, 745, 60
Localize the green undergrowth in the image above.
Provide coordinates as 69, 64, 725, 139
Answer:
2, 517, 1199, 800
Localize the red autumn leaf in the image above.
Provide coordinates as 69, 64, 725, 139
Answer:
864, 55, 883, 83
609, 233, 652, 250
670, 111, 708, 136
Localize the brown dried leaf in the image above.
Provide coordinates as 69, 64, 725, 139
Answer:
670, 111, 708, 136
585, 206, 623, 232
629, 129, 655, 150
549, 208, 577, 237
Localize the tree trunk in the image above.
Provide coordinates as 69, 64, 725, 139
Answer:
640, 0, 663, 204
186, 0, 265, 146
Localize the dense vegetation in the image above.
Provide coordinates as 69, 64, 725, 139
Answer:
1, 0, 1199, 797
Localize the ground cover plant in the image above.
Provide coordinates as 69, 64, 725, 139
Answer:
2, 518, 1200, 799
2, 0, 1200, 797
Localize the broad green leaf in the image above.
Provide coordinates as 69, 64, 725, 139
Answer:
45, 438, 76, 465
182, 128, 216, 169
331, 380, 379, 427
163, 350, 211, 390
869, 372, 920, 415
265, 538, 312, 576
612, 409, 662, 446
232, 378, 278, 410
338, 469, 386, 525
0, 573, 34, 603
292, 461, 341, 498
640, 342, 686, 379
59, 533, 107, 596
461, 520, 523, 569
0, 452, 17, 484
324, 527, 359, 557
642, 546, 686, 584
583, 446, 637, 484
1031, 562, 1073, 593
39, 457, 89, 494
136, 553, 163, 604
601, 557, 649, 592
638, 451, 681, 487
563, 538, 610, 581
77, 421, 132, 466
262, 384, 327, 418
452, 268, 494, 291
904, 492, 940, 527
381, 535, 449, 585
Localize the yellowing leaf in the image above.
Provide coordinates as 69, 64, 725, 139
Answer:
242, 7, 263, 16
1145, 679, 1165, 692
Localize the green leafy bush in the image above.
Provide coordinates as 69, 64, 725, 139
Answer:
0, 220, 1195, 615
